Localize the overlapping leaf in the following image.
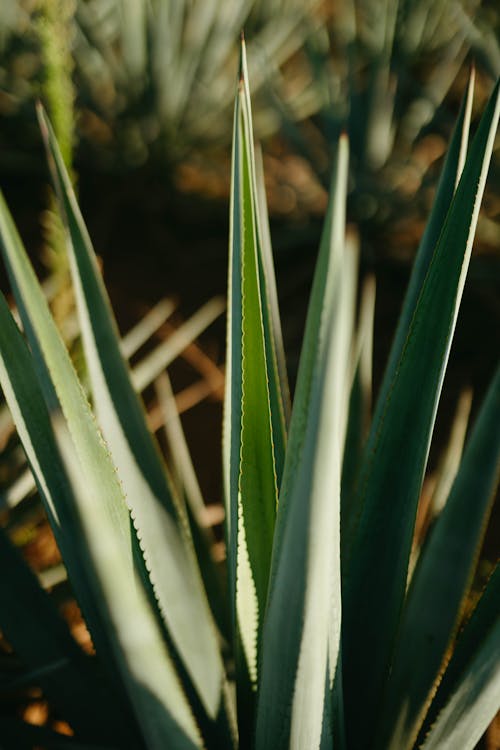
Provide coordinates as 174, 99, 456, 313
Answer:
341, 78, 499, 746
255, 135, 354, 750
378, 366, 500, 749
420, 564, 500, 750
0, 194, 201, 749
38, 104, 226, 728
223, 39, 286, 739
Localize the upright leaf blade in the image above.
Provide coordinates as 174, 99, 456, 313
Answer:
341, 80, 500, 747
0, 198, 201, 750
223, 40, 281, 740
341, 272, 376, 526
255, 136, 353, 750
368, 67, 475, 457
420, 565, 500, 750
254, 143, 290, 465
38, 104, 225, 724
269, 134, 349, 584
378, 366, 500, 749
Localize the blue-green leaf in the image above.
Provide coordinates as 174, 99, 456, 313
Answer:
223, 43, 280, 728
255, 135, 353, 750
38, 104, 226, 726
378, 366, 500, 749
0, 196, 201, 749
341, 78, 499, 747
420, 564, 500, 750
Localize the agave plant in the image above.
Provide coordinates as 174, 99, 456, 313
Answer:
0, 41, 499, 750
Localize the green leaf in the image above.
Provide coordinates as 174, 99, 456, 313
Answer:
377, 365, 500, 749
341, 78, 500, 746
155, 370, 231, 644
341, 272, 376, 531
0, 298, 178, 515
254, 142, 290, 469
420, 564, 500, 750
223, 41, 280, 725
367, 68, 475, 464
255, 135, 353, 750
269, 133, 349, 585
0, 197, 201, 750
427, 387, 473, 522
38, 104, 226, 725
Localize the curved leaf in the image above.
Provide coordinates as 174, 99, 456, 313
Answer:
38, 104, 226, 725
0, 198, 201, 750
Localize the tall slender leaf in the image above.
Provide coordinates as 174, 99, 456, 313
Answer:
0, 198, 201, 750
341, 79, 499, 747
255, 135, 353, 750
368, 67, 475, 453
254, 143, 291, 457
38, 104, 226, 724
420, 565, 500, 750
268, 134, 349, 583
223, 43, 281, 743
341, 272, 376, 525
378, 366, 500, 749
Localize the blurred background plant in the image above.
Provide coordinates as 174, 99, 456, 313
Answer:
283, 0, 500, 255
1, 0, 498, 355
0, 0, 323, 171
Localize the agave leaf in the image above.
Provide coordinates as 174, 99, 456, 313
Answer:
331, 650, 347, 750
0, 527, 127, 745
408, 386, 474, 579
341, 79, 500, 745
341, 272, 376, 521
255, 142, 291, 445
38, 104, 226, 724
0, 298, 176, 515
367, 68, 475, 457
223, 40, 280, 726
255, 135, 353, 750
155, 370, 231, 644
0, 200, 201, 749
428, 386, 474, 521
268, 131, 349, 589
241, 49, 288, 493
378, 365, 500, 750
420, 564, 500, 750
